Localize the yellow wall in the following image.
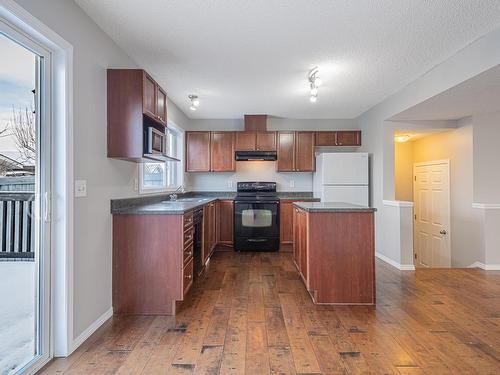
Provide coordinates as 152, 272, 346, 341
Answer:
394, 141, 414, 201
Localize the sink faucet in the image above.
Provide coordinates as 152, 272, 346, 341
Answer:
169, 185, 185, 201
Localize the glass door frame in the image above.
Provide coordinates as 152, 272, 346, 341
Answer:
0, 19, 52, 374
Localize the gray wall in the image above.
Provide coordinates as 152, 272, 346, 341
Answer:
13, 0, 191, 340
358, 27, 500, 263
473, 111, 500, 203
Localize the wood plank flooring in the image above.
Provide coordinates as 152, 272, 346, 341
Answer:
40, 250, 500, 374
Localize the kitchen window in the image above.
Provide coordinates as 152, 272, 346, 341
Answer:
139, 124, 183, 193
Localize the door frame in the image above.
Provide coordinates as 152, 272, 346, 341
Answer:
412, 159, 451, 268
0, 17, 52, 374
1, 0, 75, 368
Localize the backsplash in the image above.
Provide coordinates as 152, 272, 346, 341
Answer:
184, 161, 313, 191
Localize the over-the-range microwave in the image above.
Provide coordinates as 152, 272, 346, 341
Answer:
144, 126, 168, 161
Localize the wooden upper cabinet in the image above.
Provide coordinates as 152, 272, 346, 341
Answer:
277, 132, 295, 172
107, 69, 168, 162
142, 72, 167, 125
336, 131, 361, 146
156, 86, 167, 125
235, 132, 256, 151
295, 132, 315, 172
315, 131, 336, 146
186, 132, 211, 172
315, 130, 361, 146
256, 131, 276, 151
211, 132, 235, 172
143, 73, 156, 120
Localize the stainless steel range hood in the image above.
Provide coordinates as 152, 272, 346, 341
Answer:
235, 151, 277, 161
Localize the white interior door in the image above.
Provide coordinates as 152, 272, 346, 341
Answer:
413, 160, 450, 268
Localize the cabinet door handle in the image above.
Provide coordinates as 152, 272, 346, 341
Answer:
185, 274, 192, 279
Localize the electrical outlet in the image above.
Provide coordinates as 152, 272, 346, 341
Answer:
74, 180, 87, 197
289, 180, 295, 188
227, 180, 232, 189
133, 178, 139, 191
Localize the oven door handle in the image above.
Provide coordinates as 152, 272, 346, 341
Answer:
246, 238, 268, 242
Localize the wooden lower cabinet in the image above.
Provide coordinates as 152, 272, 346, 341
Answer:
216, 200, 234, 246
292, 206, 375, 305
112, 213, 193, 315
292, 207, 308, 287
280, 200, 317, 251
203, 201, 216, 263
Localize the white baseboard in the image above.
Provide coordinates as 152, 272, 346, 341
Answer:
376, 252, 415, 271
69, 307, 113, 355
468, 261, 500, 270
472, 203, 500, 209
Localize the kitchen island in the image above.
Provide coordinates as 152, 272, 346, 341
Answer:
293, 202, 377, 305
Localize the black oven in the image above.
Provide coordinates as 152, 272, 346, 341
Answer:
234, 182, 280, 251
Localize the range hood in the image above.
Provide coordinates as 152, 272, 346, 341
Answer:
235, 151, 277, 161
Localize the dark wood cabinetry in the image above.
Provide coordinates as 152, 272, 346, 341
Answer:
216, 200, 234, 246
336, 130, 361, 146
235, 132, 256, 151
293, 207, 308, 286
256, 131, 276, 151
107, 69, 168, 161
112, 212, 193, 315
211, 132, 235, 172
277, 131, 315, 172
292, 206, 375, 305
186, 131, 235, 172
315, 130, 361, 146
276, 132, 295, 171
280, 200, 317, 250
235, 131, 276, 151
203, 202, 216, 264
295, 132, 316, 172
186, 132, 211, 172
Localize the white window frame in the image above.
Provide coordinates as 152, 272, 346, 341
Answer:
138, 121, 184, 194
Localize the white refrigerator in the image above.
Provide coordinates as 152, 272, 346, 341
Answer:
313, 152, 369, 206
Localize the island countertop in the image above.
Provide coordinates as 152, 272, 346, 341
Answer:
293, 201, 377, 213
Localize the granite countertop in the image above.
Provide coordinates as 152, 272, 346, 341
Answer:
111, 191, 318, 215
293, 202, 377, 213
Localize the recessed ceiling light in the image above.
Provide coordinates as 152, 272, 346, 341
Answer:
394, 134, 411, 143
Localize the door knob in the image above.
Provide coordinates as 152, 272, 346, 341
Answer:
440, 229, 447, 235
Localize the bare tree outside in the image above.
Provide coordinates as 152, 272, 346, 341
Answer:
0, 105, 35, 176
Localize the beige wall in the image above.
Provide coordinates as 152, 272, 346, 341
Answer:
394, 141, 414, 202
395, 119, 483, 267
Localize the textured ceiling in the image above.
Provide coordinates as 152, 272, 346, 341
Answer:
75, 0, 500, 119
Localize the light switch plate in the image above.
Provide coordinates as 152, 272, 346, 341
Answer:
74, 179, 87, 197
289, 180, 295, 188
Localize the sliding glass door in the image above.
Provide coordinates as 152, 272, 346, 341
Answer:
0, 20, 51, 375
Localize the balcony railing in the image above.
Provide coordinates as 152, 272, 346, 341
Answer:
0, 192, 35, 260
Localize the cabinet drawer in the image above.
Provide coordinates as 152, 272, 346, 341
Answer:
183, 212, 194, 228
183, 226, 194, 247
183, 242, 193, 264
183, 258, 193, 296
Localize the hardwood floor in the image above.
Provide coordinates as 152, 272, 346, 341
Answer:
40, 250, 500, 374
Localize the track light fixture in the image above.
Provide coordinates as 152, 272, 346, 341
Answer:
308, 67, 321, 103
188, 94, 199, 111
